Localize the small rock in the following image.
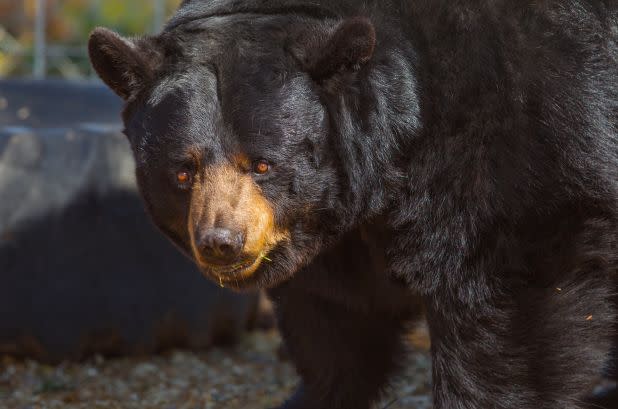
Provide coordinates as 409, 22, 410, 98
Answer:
17, 107, 31, 120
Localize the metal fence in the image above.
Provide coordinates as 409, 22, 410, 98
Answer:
0, 0, 171, 79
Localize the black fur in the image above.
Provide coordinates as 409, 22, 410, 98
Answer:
89, 1, 618, 408
270, 223, 423, 409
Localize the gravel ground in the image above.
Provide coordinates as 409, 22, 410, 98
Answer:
0, 329, 432, 409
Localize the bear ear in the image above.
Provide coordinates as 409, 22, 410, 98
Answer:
306, 17, 376, 81
88, 27, 156, 100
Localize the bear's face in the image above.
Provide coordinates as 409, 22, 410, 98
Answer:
89, 15, 377, 289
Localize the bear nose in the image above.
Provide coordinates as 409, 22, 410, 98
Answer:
198, 228, 245, 263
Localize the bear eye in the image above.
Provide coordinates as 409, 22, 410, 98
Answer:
252, 159, 271, 175
175, 168, 194, 189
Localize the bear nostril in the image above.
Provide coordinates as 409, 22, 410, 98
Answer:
218, 242, 235, 257
199, 228, 245, 262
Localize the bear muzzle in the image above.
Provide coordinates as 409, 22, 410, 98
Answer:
187, 164, 289, 284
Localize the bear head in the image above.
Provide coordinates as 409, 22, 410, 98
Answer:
89, 12, 418, 290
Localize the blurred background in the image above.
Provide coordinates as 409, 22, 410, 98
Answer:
0, 0, 180, 79
0, 2, 433, 408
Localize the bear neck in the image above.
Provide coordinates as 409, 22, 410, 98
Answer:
326, 30, 422, 229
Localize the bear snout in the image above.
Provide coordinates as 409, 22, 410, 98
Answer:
195, 227, 246, 265
186, 164, 289, 285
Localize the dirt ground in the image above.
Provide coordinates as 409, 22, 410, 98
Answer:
0, 329, 432, 409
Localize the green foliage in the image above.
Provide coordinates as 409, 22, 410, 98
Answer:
60, 0, 181, 38
0, 0, 181, 77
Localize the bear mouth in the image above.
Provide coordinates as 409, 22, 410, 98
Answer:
199, 256, 263, 286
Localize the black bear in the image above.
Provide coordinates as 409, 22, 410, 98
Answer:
88, 1, 618, 408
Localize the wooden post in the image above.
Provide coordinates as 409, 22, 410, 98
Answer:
33, 0, 47, 78
153, 0, 165, 33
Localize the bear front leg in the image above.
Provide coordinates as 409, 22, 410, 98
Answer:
425, 279, 615, 409
269, 286, 411, 409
